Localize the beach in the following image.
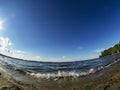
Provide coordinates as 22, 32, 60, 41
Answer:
0, 60, 120, 90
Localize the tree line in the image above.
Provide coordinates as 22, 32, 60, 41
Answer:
99, 42, 120, 58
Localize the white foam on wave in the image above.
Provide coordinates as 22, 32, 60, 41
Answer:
105, 58, 120, 68
97, 58, 120, 72
27, 59, 120, 79
27, 68, 96, 79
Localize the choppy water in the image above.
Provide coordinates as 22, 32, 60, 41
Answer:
0, 54, 120, 79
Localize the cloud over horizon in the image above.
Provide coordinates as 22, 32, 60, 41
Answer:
15, 50, 26, 54
0, 37, 26, 56
0, 36, 99, 62
95, 48, 104, 53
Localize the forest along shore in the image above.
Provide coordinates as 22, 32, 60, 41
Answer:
0, 60, 120, 90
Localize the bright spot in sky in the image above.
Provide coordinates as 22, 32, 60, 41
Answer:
0, 19, 5, 30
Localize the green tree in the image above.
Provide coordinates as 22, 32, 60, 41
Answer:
99, 42, 120, 58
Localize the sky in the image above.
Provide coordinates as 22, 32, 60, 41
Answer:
0, 0, 120, 62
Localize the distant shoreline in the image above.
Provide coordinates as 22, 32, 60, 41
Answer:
0, 58, 120, 90
0, 53, 98, 63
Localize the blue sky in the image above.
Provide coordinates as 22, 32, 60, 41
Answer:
0, 0, 120, 62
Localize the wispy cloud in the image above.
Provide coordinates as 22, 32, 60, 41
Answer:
95, 48, 104, 53
0, 37, 26, 57
0, 37, 90, 62
0, 37, 12, 51
87, 55, 98, 59
0, 18, 5, 30
15, 50, 26, 54
80, 54, 98, 60
62, 56, 66, 59
77, 46, 83, 50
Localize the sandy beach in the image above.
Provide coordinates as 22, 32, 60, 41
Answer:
0, 60, 120, 90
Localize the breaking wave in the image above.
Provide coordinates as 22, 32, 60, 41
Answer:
0, 53, 120, 80
27, 68, 95, 79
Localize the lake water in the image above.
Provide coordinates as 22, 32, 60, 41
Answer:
0, 54, 120, 79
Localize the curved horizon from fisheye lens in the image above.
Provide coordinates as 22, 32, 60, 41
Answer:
0, 0, 120, 62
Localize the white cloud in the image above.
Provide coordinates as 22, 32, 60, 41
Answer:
81, 55, 98, 60
0, 37, 28, 60
0, 37, 26, 54
95, 48, 104, 53
15, 50, 26, 54
0, 18, 5, 30
0, 37, 12, 51
0, 36, 100, 62
87, 55, 98, 59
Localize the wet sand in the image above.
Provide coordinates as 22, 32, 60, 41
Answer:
0, 60, 120, 90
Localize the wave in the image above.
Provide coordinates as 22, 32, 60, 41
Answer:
1, 54, 120, 81
26, 58, 120, 80
27, 68, 96, 80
